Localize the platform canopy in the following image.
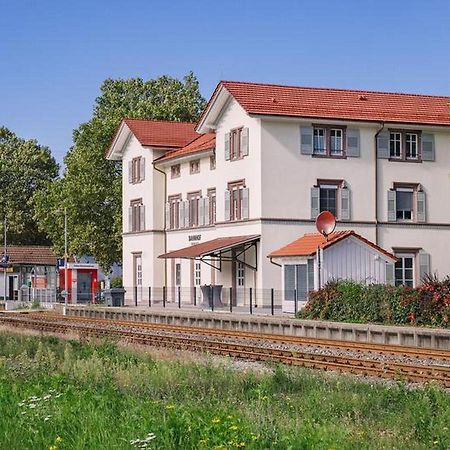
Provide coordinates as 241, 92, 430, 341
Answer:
159, 235, 260, 271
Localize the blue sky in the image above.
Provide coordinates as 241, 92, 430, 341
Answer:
1, 0, 449, 165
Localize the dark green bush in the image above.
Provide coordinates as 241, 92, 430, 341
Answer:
110, 276, 123, 288
298, 276, 450, 328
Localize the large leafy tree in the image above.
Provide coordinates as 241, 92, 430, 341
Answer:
34, 72, 206, 270
0, 127, 59, 245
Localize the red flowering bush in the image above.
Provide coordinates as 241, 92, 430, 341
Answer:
298, 276, 450, 328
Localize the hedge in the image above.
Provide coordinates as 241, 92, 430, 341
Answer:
298, 275, 450, 328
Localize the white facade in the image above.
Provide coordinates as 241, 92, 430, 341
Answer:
108, 83, 450, 308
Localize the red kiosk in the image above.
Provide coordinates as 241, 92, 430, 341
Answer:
59, 262, 99, 304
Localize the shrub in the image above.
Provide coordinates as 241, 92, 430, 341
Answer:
298, 276, 450, 328
110, 276, 123, 288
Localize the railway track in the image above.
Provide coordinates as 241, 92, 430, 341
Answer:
21, 311, 450, 362
1, 312, 449, 387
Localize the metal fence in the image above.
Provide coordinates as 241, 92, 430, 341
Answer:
118, 286, 298, 316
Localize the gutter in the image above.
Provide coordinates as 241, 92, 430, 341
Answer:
153, 164, 168, 287
374, 122, 385, 244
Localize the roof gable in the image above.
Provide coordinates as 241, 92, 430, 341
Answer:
199, 80, 450, 130
268, 230, 396, 262
155, 133, 215, 164
106, 118, 198, 160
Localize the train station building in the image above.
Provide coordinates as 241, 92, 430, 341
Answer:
106, 80, 450, 308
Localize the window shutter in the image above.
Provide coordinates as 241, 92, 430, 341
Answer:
140, 157, 145, 181
241, 187, 249, 219
340, 188, 351, 220
377, 131, 390, 159
128, 161, 133, 183
416, 190, 426, 223
385, 263, 395, 285
241, 127, 249, 157
300, 126, 313, 155
419, 252, 431, 283
346, 129, 360, 157
179, 201, 185, 228
224, 190, 231, 221
128, 207, 133, 232
224, 132, 231, 160
204, 197, 210, 225
421, 133, 435, 161
199, 197, 205, 226
387, 190, 396, 222
184, 201, 190, 228
284, 265, 295, 301
310, 187, 320, 219
139, 205, 145, 231
165, 202, 170, 229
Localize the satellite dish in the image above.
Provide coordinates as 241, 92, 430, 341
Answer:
316, 211, 336, 239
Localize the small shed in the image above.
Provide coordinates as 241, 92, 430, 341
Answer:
268, 230, 397, 313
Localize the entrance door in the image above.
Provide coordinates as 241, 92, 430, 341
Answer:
77, 272, 92, 303
191, 261, 201, 304
133, 254, 143, 305
8, 276, 15, 301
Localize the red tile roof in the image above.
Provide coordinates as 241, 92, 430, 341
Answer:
159, 235, 260, 259
124, 118, 198, 148
268, 230, 396, 261
6, 246, 59, 266
155, 133, 215, 163
220, 81, 450, 126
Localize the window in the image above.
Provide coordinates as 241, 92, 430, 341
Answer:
284, 260, 314, 302
236, 261, 245, 287
168, 195, 181, 229
226, 180, 249, 221
207, 188, 216, 225
313, 126, 345, 157
225, 127, 249, 161
130, 157, 144, 183
388, 183, 425, 223
171, 164, 180, 179
396, 188, 413, 220
129, 199, 144, 232
319, 185, 338, 217
210, 154, 216, 170
195, 262, 201, 286
389, 130, 421, 161
187, 191, 201, 227
395, 254, 414, 287
175, 263, 181, 286
190, 159, 200, 174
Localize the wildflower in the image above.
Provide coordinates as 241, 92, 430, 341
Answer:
211, 417, 221, 424
29, 404, 36, 409
44, 395, 51, 400
236, 442, 246, 448
229, 425, 239, 431
49, 446, 57, 450
55, 436, 63, 443
226, 415, 233, 419
165, 404, 175, 410
44, 416, 51, 422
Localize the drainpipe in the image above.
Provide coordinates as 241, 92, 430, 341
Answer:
374, 122, 385, 245
153, 164, 168, 288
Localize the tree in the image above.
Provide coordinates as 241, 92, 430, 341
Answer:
0, 127, 59, 245
34, 72, 206, 270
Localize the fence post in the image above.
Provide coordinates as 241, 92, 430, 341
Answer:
211, 286, 214, 312
271, 288, 274, 316
229, 287, 233, 313
178, 286, 181, 309
249, 287, 253, 315
294, 289, 297, 315
148, 287, 151, 308
193, 286, 196, 306
163, 286, 166, 308
134, 286, 138, 307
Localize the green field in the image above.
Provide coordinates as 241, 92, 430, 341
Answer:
0, 330, 449, 450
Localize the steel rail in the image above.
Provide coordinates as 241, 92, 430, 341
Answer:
19, 312, 450, 362
0, 314, 449, 387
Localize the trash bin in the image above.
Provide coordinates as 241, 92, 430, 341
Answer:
200, 284, 223, 307
104, 288, 126, 307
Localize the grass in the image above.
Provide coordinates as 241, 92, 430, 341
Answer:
0, 330, 449, 449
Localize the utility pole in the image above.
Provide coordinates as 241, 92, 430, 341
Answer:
64, 208, 68, 306
3, 217, 6, 302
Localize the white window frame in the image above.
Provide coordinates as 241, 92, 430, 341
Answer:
236, 261, 245, 287
390, 132, 402, 159
405, 133, 418, 160
319, 184, 338, 218
396, 187, 414, 221
313, 128, 326, 154
395, 253, 415, 287
330, 128, 343, 155
195, 262, 201, 286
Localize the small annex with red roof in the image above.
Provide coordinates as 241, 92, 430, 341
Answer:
268, 230, 397, 313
